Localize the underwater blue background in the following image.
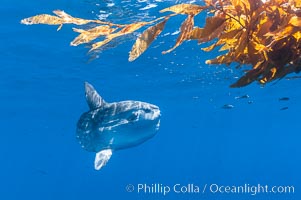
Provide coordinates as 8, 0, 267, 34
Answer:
1, 0, 300, 199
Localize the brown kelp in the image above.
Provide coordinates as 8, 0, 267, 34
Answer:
21, 0, 301, 87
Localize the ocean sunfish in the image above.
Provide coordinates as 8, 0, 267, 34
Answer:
76, 82, 161, 170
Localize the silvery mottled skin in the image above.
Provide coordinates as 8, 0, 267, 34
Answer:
76, 82, 161, 170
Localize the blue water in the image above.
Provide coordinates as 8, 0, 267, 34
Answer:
1, 0, 300, 199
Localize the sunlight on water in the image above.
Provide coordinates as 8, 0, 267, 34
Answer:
88, 0, 199, 22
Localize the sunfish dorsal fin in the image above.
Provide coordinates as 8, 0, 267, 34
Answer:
94, 149, 112, 170
84, 82, 106, 110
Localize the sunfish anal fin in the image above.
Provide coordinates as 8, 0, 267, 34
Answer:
94, 149, 112, 170
85, 82, 106, 110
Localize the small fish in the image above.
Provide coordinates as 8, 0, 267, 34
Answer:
280, 107, 289, 110
76, 82, 161, 170
235, 95, 250, 99
279, 97, 290, 101
222, 104, 234, 109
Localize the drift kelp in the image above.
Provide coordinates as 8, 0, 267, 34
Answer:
21, 0, 301, 87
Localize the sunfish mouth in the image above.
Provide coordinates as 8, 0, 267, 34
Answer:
76, 82, 161, 170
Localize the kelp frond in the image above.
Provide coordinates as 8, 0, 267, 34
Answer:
21, 0, 301, 87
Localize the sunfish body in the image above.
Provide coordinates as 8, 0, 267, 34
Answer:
76, 82, 161, 170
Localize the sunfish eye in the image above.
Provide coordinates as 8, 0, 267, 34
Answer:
144, 108, 152, 113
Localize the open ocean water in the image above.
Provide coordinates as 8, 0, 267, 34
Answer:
1, 0, 300, 199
